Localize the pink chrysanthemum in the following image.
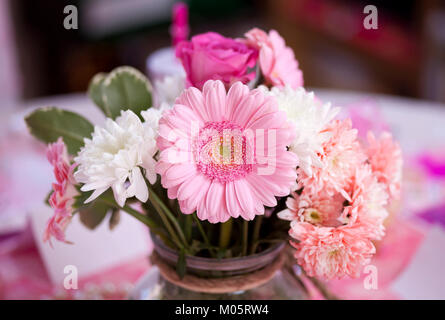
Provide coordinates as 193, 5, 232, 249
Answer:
282, 165, 388, 233
278, 190, 347, 228
44, 138, 78, 244
245, 28, 303, 89
289, 221, 376, 280
156, 80, 298, 223
298, 119, 367, 198
281, 164, 388, 279
346, 165, 389, 240
366, 131, 403, 200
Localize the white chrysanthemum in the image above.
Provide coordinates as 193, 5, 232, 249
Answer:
154, 74, 185, 107
262, 85, 340, 176
74, 110, 159, 207
141, 102, 169, 133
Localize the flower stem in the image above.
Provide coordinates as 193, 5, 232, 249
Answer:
148, 192, 185, 250
97, 197, 165, 239
193, 213, 217, 257
241, 220, 248, 256
219, 218, 233, 249
184, 214, 192, 243
147, 185, 188, 248
250, 215, 263, 255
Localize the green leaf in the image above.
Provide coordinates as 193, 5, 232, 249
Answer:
88, 66, 153, 120
25, 107, 94, 155
77, 198, 110, 230
44, 190, 53, 206
87, 72, 107, 114
73, 189, 114, 230
176, 248, 187, 279
109, 208, 121, 230
72, 188, 93, 209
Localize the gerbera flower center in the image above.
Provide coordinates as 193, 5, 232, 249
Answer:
195, 121, 253, 182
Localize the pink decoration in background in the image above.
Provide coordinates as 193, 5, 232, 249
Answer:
418, 204, 445, 230
0, 122, 52, 235
0, 234, 150, 300
418, 152, 445, 178
0, 0, 22, 102
415, 151, 445, 228
346, 99, 389, 140
175, 32, 258, 90
171, 2, 189, 46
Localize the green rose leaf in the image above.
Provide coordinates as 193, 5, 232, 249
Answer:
88, 66, 153, 120
25, 107, 94, 155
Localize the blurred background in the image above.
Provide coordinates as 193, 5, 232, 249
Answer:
1, 0, 445, 104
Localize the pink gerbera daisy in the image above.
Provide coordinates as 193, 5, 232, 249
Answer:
156, 80, 298, 223
44, 137, 78, 245
245, 28, 303, 89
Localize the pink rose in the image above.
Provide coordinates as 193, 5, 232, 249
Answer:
245, 28, 303, 89
176, 32, 258, 89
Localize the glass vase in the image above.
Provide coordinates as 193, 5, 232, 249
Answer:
129, 236, 308, 300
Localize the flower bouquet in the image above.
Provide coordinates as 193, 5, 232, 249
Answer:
25, 27, 402, 300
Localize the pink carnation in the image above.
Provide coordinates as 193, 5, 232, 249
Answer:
279, 190, 347, 228
156, 80, 298, 223
282, 164, 388, 279
44, 138, 78, 245
346, 165, 389, 240
298, 119, 367, 198
289, 221, 376, 280
366, 131, 403, 200
245, 28, 303, 89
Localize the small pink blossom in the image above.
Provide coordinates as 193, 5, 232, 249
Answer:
245, 28, 303, 89
44, 138, 78, 245
366, 131, 403, 200
176, 32, 258, 90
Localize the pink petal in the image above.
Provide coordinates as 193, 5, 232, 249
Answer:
203, 80, 227, 122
